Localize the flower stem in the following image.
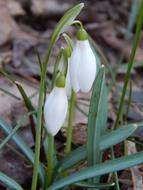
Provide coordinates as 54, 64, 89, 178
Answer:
31, 42, 52, 190
114, 0, 143, 129
65, 90, 75, 155
46, 135, 54, 187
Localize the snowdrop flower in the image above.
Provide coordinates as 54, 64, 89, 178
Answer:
44, 74, 68, 136
69, 28, 96, 93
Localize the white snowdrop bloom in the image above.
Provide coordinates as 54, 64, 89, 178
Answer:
69, 28, 96, 93
44, 74, 68, 136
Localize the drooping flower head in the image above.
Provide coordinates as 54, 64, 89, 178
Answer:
69, 28, 96, 93
44, 73, 68, 136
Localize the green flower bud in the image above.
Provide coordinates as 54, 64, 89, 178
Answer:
77, 28, 88, 41
56, 73, 66, 88
65, 47, 71, 58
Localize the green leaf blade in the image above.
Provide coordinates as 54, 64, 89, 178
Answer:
0, 69, 34, 112
74, 181, 115, 189
55, 145, 86, 174
100, 124, 137, 151
87, 66, 107, 166
51, 3, 84, 43
0, 118, 45, 187
15, 82, 35, 111
48, 151, 143, 190
0, 172, 24, 190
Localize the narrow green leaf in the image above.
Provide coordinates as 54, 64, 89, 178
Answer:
62, 33, 74, 50
127, 0, 140, 38
15, 82, 35, 111
87, 66, 106, 166
35, 48, 42, 71
100, 124, 137, 151
0, 111, 36, 150
56, 122, 143, 175
132, 121, 143, 137
114, 0, 143, 129
0, 69, 15, 82
99, 85, 108, 135
55, 145, 86, 173
0, 172, 24, 190
0, 87, 20, 100
0, 69, 35, 112
0, 118, 45, 187
48, 151, 143, 190
50, 3, 84, 44
74, 181, 115, 188
75, 103, 88, 117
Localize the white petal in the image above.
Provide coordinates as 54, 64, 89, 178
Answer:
77, 40, 96, 92
65, 60, 72, 97
69, 43, 80, 93
44, 87, 68, 136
